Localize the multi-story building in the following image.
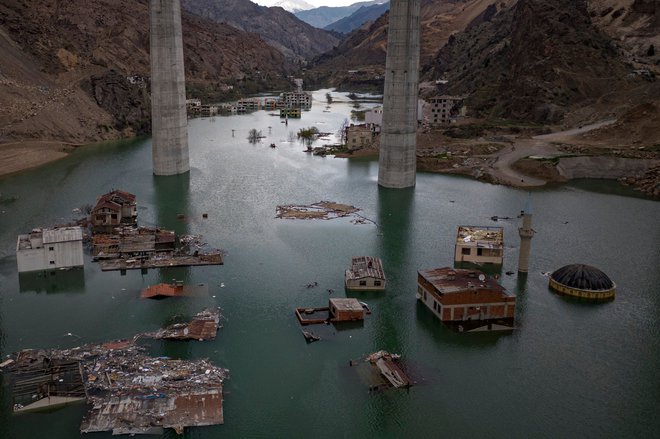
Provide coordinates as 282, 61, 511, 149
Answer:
16, 227, 84, 273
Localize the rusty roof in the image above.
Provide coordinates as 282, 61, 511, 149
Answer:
345, 256, 386, 281
418, 267, 511, 296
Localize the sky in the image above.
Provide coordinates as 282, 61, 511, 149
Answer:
253, 0, 361, 7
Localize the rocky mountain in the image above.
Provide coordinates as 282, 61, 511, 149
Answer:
310, 0, 502, 88
312, 0, 658, 125
295, 1, 382, 28
0, 0, 291, 146
181, 0, 339, 61
273, 0, 314, 13
325, 2, 390, 34
426, 0, 658, 124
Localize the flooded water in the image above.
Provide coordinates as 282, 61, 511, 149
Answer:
0, 90, 659, 438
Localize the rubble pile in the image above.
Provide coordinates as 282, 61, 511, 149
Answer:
276, 201, 359, 220
2, 341, 229, 435
143, 308, 222, 341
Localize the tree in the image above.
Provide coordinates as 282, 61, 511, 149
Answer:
338, 118, 349, 146
247, 128, 262, 144
297, 126, 319, 147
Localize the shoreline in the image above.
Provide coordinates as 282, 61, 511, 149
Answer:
2, 137, 658, 198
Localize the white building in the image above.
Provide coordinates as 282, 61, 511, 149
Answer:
454, 226, 504, 265
16, 227, 84, 273
365, 107, 383, 126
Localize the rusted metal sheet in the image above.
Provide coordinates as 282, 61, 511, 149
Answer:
143, 308, 221, 341
141, 282, 209, 299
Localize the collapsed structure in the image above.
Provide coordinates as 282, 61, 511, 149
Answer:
90, 190, 138, 233
2, 340, 228, 435
350, 351, 411, 391
295, 298, 370, 325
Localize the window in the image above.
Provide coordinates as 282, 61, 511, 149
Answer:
48, 246, 54, 251
374, 281, 381, 286
433, 301, 436, 310
477, 248, 483, 256
49, 261, 55, 265
461, 247, 471, 255
423, 290, 427, 300
359, 280, 367, 286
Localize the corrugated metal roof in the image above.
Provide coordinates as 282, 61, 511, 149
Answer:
345, 256, 386, 281
42, 227, 83, 243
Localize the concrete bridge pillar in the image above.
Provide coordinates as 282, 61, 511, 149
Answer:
378, 0, 421, 188
150, 0, 189, 175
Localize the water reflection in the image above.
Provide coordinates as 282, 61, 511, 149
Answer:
18, 269, 85, 294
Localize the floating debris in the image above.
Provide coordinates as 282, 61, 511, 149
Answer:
1, 341, 229, 435
276, 201, 376, 225
276, 201, 358, 220
350, 351, 411, 391
142, 308, 222, 341
141, 281, 209, 299
301, 330, 321, 343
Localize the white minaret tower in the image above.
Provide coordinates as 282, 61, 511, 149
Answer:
518, 197, 535, 273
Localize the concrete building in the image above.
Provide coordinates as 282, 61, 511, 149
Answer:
425, 96, 466, 125
378, 0, 421, 188
281, 91, 312, 108
346, 124, 376, 150
150, 0, 189, 175
280, 108, 301, 118
200, 104, 218, 116
345, 256, 386, 291
454, 226, 504, 265
16, 227, 84, 273
417, 267, 516, 332
91, 190, 137, 233
365, 106, 383, 126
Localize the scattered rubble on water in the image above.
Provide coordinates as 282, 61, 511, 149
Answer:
142, 308, 222, 341
1, 339, 229, 435
350, 350, 411, 391
276, 201, 375, 224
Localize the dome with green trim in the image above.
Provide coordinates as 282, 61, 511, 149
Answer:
548, 264, 615, 301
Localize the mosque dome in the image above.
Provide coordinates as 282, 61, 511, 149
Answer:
549, 264, 616, 301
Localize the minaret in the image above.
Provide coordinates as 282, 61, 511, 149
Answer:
518, 198, 535, 273
150, 0, 189, 175
378, 0, 421, 188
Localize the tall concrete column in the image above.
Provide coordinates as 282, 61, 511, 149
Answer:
150, 0, 189, 175
378, 0, 421, 188
518, 200, 535, 273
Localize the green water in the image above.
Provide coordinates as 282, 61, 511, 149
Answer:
0, 90, 659, 438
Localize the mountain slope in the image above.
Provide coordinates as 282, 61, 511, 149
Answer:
181, 0, 339, 61
0, 0, 291, 146
295, 1, 380, 28
426, 0, 656, 124
324, 2, 390, 34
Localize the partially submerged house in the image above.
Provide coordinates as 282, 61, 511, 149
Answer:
417, 267, 516, 331
345, 124, 377, 150
295, 298, 369, 325
454, 226, 504, 265
90, 190, 137, 232
16, 226, 84, 273
345, 256, 386, 291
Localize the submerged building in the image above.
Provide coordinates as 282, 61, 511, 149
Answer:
90, 190, 137, 233
16, 227, 84, 273
417, 267, 516, 331
454, 226, 504, 265
345, 256, 386, 291
549, 264, 616, 301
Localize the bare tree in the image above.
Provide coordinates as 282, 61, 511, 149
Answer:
338, 118, 349, 146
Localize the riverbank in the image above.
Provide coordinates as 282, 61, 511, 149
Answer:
3, 114, 659, 199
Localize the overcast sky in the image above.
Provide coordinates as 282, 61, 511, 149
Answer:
254, 1, 361, 7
